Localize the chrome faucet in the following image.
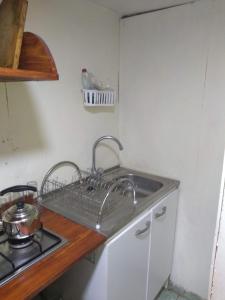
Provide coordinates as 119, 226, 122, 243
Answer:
92, 135, 123, 174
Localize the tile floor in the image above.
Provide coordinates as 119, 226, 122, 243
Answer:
157, 289, 202, 300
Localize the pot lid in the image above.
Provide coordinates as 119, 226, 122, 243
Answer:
2, 202, 39, 224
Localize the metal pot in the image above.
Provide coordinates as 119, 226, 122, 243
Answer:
0, 185, 41, 241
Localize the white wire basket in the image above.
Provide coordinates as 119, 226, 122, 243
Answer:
82, 89, 115, 107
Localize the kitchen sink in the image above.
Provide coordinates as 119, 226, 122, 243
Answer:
114, 174, 163, 198
41, 166, 179, 237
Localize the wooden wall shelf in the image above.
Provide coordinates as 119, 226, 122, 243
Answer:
0, 32, 59, 82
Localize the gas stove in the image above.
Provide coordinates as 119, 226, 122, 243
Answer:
0, 228, 67, 286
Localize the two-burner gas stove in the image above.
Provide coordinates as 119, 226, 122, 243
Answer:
0, 227, 67, 286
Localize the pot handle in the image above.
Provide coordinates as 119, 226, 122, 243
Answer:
0, 185, 37, 196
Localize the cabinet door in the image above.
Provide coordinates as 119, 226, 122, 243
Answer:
107, 210, 152, 300
147, 190, 178, 300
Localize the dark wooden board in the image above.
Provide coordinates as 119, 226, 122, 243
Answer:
0, 32, 59, 81
0, 0, 28, 68
19, 32, 58, 74
0, 66, 59, 81
0, 207, 106, 300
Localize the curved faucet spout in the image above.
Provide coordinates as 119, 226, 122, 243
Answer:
92, 135, 123, 174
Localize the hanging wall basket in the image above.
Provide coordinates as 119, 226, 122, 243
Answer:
82, 89, 115, 107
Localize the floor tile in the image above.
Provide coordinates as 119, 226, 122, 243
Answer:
157, 290, 179, 300
184, 292, 202, 300
168, 282, 186, 296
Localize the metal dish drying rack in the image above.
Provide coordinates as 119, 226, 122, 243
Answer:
40, 161, 137, 231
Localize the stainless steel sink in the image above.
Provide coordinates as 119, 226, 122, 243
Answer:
41, 166, 179, 237
114, 174, 163, 198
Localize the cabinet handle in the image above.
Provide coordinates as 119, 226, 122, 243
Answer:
135, 221, 151, 237
155, 206, 167, 219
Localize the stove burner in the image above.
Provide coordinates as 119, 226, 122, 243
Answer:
9, 237, 33, 249
0, 228, 66, 286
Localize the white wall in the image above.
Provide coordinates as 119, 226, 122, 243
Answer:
208, 1, 225, 298
119, 0, 225, 298
0, 0, 119, 190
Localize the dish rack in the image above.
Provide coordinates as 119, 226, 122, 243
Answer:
40, 161, 136, 231
82, 89, 115, 107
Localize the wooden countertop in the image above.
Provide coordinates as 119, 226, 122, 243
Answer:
0, 207, 106, 300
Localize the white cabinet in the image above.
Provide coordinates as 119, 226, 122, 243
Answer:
147, 190, 178, 300
107, 210, 152, 300
58, 189, 178, 300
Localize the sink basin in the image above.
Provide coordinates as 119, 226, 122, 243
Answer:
114, 174, 163, 198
